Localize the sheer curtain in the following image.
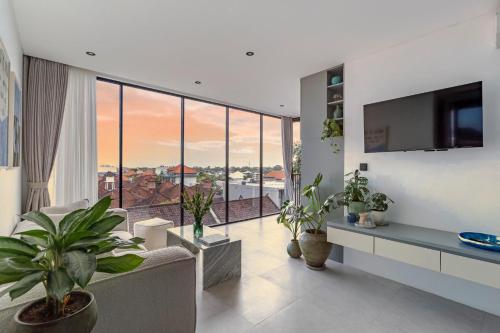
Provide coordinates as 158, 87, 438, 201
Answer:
281, 117, 294, 202
53, 68, 97, 205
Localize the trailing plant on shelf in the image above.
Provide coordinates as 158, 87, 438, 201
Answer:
183, 188, 215, 238
277, 200, 307, 258
337, 169, 369, 215
0, 196, 145, 333
321, 118, 343, 153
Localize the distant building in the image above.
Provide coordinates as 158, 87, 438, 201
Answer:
166, 165, 198, 186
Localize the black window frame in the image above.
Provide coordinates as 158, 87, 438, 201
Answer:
97, 77, 284, 225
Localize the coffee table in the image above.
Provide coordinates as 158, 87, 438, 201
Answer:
166, 225, 241, 289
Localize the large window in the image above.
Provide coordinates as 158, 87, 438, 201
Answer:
96, 78, 293, 228
184, 100, 226, 225
228, 109, 261, 222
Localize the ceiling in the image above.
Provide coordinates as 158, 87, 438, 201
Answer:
11, 0, 499, 116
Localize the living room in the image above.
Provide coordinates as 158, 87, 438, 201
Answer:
1, 0, 500, 332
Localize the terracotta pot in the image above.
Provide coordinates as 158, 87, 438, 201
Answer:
8, 291, 97, 333
370, 210, 388, 226
287, 239, 302, 258
299, 230, 332, 270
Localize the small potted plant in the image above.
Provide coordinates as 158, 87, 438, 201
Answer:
277, 200, 307, 258
366, 192, 394, 226
338, 169, 369, 216
183, 188, 214, 238
0, 196, 145, 333
299, 173, 341, 270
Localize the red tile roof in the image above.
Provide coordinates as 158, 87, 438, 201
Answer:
168, 164, 198, 175
264, 170, 285, 180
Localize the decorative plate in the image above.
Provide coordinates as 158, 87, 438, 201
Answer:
458, 232, 500, 252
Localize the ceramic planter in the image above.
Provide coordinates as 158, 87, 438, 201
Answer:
370, 210, 388, 226
348, 201, 366, 215
287, 239, 302, 258
299, 230, 332, 270
8, 291, 97, 333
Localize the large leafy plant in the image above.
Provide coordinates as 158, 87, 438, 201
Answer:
0, 196, 144, 317
302, 173, 340, 234
338, 170, 369, 205
321, 118, 343, 153
183, 188, 214, 223
277, 200, 306, 241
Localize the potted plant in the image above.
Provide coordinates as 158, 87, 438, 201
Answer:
183, 188, 214, 238
277, 200, 307, 258
321, 118, 343, 153
366, 192, 394, 226
0, 196, 145, 333
338, 169, 369, 216
299, 173, 340, 270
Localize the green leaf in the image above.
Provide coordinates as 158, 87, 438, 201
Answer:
0, 257, 44, 284
47, 269, 74, 302
88, 215, 124, 234
0, 271, 45, 300
62, 231, 99, 248
96, 254, 145, 274
66, 236, 110, 251
17, 230, 49, 248
58, 209, 86, 236
19, 211, 57, 235
63, 251, 96, 288
0, 237, 37, 257
75, 197, 111, 232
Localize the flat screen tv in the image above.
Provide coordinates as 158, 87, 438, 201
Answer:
363, 82, 483, 153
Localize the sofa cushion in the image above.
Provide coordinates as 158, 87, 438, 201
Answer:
40, 199, 89, 214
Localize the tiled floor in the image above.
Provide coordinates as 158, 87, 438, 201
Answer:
195, 216, 499, 332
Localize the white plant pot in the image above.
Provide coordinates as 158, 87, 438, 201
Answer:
370, 210, 387, 226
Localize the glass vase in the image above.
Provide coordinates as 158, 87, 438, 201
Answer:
193, 218, 203, 238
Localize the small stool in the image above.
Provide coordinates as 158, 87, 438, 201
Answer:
134, 218, 174, 250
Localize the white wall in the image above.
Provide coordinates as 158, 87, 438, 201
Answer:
343, 12, 500, 314
0, 0, 23, 235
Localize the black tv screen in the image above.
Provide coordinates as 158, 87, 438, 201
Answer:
364, 82, 483, 153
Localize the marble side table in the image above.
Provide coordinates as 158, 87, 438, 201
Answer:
167, 225, 241, 289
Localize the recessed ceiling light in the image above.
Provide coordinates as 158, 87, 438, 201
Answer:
246, 51, 255, 56
195, 81, 202, 85
86, 51, 96, 56
280, 104, 285, 107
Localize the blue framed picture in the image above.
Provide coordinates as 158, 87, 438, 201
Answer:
8, 71, 21, 167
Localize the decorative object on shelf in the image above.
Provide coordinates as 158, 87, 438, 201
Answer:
347, 213, 358, 224
277, 200, 307, 258
356, 212, 375, 228
355, 221, 376, 229
337, 169, 369, 216
331, 93, 343, 102
458, 232, 500, 252
366, 192, 394, 226
330, 75, 342, 85
1, 196, 145, 333
333, 105, 343, 119
298, 173, 342, 270
183, 188, 215, 238
321, 118, 343, 153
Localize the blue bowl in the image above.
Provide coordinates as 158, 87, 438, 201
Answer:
347, 213, 358, 224
458, 232, 500, 252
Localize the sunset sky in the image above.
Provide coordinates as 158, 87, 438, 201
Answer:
96, 81, 285, 170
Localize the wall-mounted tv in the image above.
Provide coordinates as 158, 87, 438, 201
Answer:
364, 82, 483, 153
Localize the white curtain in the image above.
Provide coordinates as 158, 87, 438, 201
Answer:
281, 117, 294, 202
53, 68, 97, 205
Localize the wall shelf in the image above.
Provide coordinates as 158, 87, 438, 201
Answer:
327, 82, 344, 89
327, 100, 344, 105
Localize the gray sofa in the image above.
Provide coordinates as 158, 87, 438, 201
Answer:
0, 201, 197, 333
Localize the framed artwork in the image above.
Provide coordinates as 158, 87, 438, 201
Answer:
8, 71, 21, 167
0, 38, 10, 167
